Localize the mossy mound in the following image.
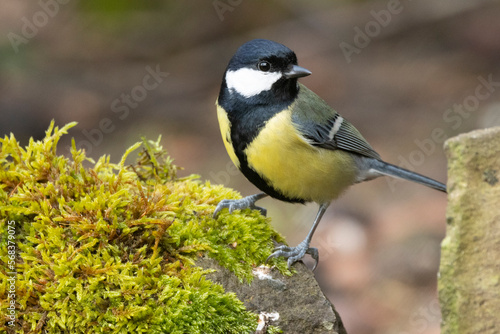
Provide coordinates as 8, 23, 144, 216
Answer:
0, 122, 288, 333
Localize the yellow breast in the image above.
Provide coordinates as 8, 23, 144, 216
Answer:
216, 102, 240, 169
244, 109, 357, 204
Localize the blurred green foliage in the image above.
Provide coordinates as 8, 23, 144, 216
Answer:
78, 0, 165, 13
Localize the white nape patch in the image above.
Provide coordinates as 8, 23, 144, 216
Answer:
328, 115, 344, 140
226, 68, 282, 98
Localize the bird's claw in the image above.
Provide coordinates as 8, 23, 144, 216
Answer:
213, 194, 267, 218
266, 240, 319, 271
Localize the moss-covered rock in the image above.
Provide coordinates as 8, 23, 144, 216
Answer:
439, 127, 500, 334
0, 122, 289, 333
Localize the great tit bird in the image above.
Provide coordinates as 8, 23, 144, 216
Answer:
213, 39, 446, 270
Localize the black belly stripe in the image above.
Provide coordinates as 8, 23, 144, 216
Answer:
229, 107, 304, 203
218, 81, 305, 203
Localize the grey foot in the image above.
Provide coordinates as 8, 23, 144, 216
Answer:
213, 193, 267, 218
267, 240, 319, 271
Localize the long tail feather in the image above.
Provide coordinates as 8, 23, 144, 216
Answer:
370, 159, 447, 193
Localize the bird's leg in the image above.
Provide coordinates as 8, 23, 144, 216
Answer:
213, 192, 268, 218
267, 202, 330, 271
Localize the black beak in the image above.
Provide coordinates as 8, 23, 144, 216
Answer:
284, 65, 312, 79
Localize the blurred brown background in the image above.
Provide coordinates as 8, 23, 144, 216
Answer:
2, 0, 500, 333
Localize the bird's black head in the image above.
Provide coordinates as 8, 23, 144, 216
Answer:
219, 39, 311, 106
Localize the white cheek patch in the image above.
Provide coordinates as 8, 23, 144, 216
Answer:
225, 68, 282, 98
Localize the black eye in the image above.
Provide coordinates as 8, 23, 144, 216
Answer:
258, 61, 271, 72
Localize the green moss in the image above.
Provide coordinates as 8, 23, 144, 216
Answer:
1, 122, 288, 333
